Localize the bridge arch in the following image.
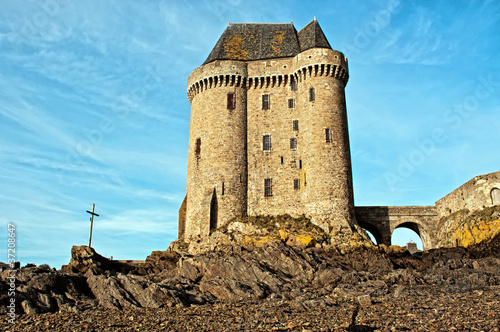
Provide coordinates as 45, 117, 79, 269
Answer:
391, 221, 432, 250
355, 206, 438, 250
358, 221, 385, 245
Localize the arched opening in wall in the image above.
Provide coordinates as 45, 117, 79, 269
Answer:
363, 229, 378, 245
357, 222, 382, 246
491, 188, 500, 205
391, 223, 423, 253
209, 189, 218, 231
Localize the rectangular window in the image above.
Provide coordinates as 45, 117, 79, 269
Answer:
294, 179, 300, 190
222, 182, 225, 195
290, 138, 297, 150
195, 138, 201, 155
309, 87, 315, 101
227, 93, 236, 109
325, 128, 332, 142
291, 77, 297, 91
264, 178, 273, 197
263, 134, 271, 151
293, 119, 299, 131
262, 94, 270, 110
288, 98, 295, 109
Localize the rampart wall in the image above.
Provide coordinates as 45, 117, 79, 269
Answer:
435, 171, 500, 217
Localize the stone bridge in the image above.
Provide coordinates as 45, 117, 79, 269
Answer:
355, 206, 439, 250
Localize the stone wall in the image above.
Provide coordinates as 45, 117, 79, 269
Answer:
185, 60, 248, 242
293, 48, 355, 233
246, 56, 300, 220
183, 47, 354, 240
435, 171, 500, 217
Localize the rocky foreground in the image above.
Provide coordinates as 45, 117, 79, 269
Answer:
2, 232, 500, 331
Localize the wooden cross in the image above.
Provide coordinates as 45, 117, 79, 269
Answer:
86, 203, 99, 248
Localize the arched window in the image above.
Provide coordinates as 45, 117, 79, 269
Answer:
491, 188, 500, 205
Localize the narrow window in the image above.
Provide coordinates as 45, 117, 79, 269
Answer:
293, 119, 299, 131
262, 94, 270, 110
294, 179, 300, 190
299, 159, 302, 169
290, 138, 297, 150
309, 87, 315, 101
195, 138, 201, 155
227, 93, 236, 109
263, 134, 271, 151
288, 98, 295, 109
222, 182, 225, 195
264, 178, 273, 197
492, 188, 500, 205
280, 156, 284, 164
325, 128, 333, 143
291, 77, 297, 91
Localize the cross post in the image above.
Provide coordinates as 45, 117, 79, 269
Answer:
86, 204, 99, 248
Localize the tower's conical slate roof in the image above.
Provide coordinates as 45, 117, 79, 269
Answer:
203, 19, 331, 65
297, 19, 332, 52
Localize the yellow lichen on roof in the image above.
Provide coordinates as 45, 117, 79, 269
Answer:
270, 31, 284, 57
223, 33, 250, 60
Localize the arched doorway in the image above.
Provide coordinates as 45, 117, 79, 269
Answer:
491, 188, 500, 205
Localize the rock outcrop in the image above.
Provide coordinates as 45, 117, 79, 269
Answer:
2, 233, 500, 316
61, 245, 134, 275
2, 208, 500, 317
436, 205, 500, 248
186, 214, 372, 254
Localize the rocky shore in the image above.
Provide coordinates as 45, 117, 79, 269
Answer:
1, 231, 500, 331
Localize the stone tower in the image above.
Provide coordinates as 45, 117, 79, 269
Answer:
179, 19, 357, 244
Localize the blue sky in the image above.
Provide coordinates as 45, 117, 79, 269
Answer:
1, 0, 499, 268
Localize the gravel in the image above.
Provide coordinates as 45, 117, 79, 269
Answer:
4, 285, 499, 331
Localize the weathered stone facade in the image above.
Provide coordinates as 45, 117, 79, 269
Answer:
180, 20, 355, 244
178, 19, 499, 251
435, 171, 500, 217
